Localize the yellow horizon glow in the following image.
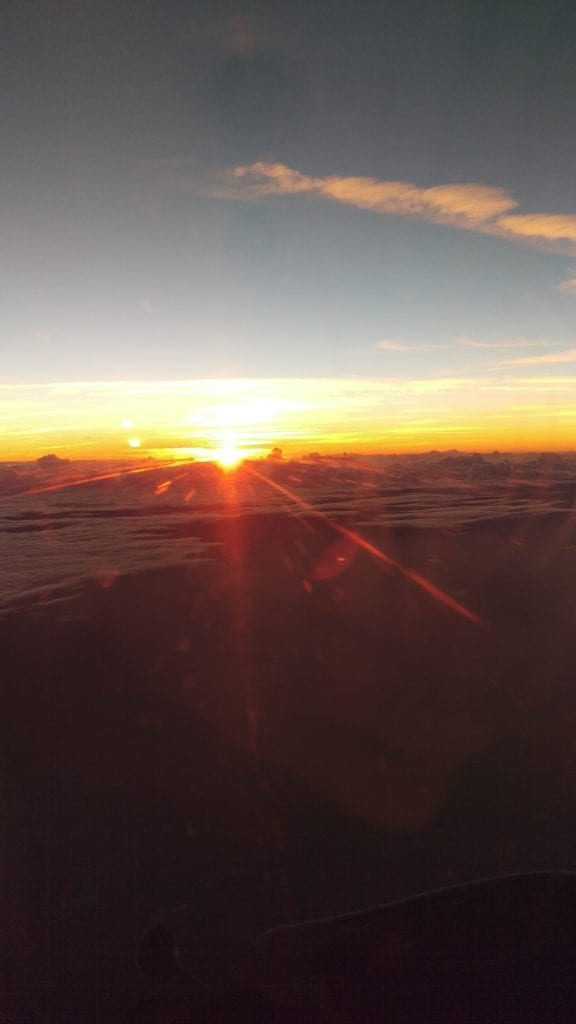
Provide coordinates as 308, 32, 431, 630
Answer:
1, 376, 575, 461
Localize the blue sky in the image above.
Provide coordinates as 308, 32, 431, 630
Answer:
1, 1, 576, 426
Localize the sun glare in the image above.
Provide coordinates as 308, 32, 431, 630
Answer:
4, 377, 576, 463
215, 443, 243, 470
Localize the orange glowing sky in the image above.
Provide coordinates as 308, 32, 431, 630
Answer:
4, 4, 576, 467
1, 375, 575, 462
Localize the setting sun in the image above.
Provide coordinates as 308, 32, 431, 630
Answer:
214, 443, 243, 470
1, 377, 576, 462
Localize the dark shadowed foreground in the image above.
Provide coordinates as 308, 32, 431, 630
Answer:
251, 872, 576, 1024
2, 461, 576, 1020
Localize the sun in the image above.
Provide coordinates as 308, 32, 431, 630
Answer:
214, 443, 243, 470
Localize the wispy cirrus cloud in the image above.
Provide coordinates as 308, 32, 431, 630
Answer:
499, 348, 576, 366
557, 273, 576, 294
208, 162, 576, 255
375, 339, 417, 351
218, 162, 516, 228
376, 336, 556, 354
375, 339, 457, 353
453, 337, 553, 351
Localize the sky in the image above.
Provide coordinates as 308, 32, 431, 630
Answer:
2, 0, 576, 458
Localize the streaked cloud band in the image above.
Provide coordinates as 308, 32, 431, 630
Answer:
209, 162, 576, 254
1, 376, 575, 460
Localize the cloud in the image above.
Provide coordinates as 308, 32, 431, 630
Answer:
213, 162, 576, 255
230, 161, 314, 195
226, 162, 517, 226
316, 177, 516, 227
376, 336, 556, 354
557, 274, 576, 294
375, 339, 414, 351
499, 348, 576, 366
376, 340, 460, 353
452, 336, 553, 350
498, 214, 576, 243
